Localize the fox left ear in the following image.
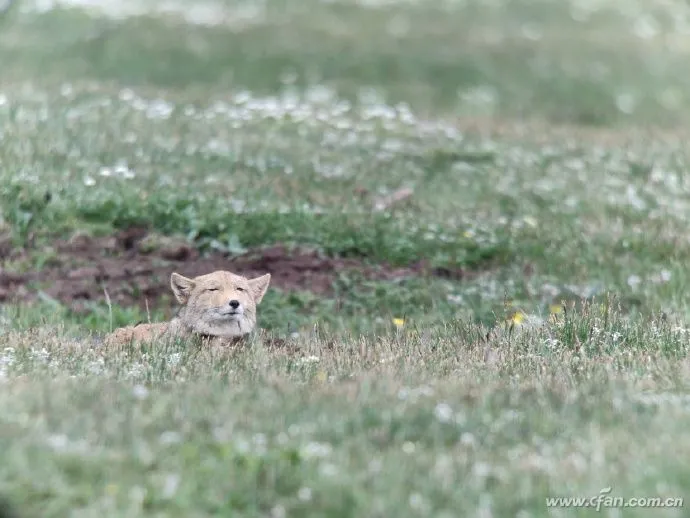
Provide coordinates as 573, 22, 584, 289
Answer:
248, 273, 271, 304
170, 272, 196, 304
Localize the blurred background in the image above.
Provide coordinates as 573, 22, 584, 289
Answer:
3, 0, 690, 125
2, 0, 690, 335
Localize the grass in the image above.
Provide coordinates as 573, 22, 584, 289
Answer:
2, 303, 689, 517
1, 0, 690, 516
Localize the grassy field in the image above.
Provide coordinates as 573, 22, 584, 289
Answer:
1, 0, 690, 516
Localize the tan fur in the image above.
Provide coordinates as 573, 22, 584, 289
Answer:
104, 270, 271, 347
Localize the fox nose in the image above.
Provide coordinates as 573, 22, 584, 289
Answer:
229, 300, 240, 309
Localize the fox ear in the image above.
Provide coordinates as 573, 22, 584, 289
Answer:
248, 273, 271, 304
170, 273, 195, 304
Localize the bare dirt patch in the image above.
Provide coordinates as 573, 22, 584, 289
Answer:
0, 228, 466, 314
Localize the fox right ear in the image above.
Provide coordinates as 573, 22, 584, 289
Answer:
248, 273, 271, 305
170, 273, 195, 304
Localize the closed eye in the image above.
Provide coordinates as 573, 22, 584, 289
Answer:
207, 287, 220, 292
236, 287, 245, 292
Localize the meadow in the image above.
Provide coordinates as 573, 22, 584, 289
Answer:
0, 0, 689, 516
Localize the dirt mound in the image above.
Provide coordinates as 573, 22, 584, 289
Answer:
0, 228, 466, 314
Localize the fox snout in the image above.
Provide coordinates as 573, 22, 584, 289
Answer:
223, 297, 246, 317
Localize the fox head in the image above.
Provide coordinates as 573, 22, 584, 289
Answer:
170, 270, 271, 338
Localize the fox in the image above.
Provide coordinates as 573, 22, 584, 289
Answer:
104, 270, 271, 347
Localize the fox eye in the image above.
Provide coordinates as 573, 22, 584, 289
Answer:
207, 287, 220, 292
236, 287, 245, 292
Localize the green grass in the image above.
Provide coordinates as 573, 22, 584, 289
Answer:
1, 304, 689, 517
2, 0, 689, 124
2, 0, 690, 516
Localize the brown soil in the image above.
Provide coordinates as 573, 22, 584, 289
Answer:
0, 228, 466, 315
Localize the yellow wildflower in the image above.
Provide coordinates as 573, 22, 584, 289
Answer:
549, 304, 563, 315
392, 318, 405, 328
510, 311, 525, 325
